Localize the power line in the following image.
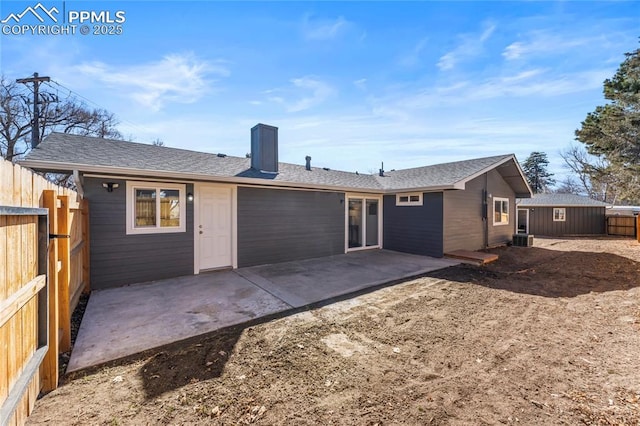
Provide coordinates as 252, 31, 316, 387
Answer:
44, 79, 161, 143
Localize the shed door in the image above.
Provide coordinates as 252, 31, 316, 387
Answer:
199, 186, 232, 270
517, 208, 529, 234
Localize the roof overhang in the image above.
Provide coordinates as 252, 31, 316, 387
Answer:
454, 155, 533, 198
19, 159, 388, 194
20, 155, 530, 196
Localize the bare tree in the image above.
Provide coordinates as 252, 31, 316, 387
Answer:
0, 78, 32, 161
554, 175, 583, 195
560, 144, 621, 203
0, 74, 122, 162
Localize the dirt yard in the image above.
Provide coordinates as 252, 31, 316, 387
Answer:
27, 237, 640, 425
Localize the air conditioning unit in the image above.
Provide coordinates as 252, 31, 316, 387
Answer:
512, 234, 534, 247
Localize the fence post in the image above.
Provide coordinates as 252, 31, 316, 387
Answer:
41, 190, 58, 392
57, 195, 71, 353
81, 199, 90, 293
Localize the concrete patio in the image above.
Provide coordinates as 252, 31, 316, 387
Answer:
67, 250, 458, 372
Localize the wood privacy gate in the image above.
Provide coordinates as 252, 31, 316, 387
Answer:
1, 159, 89, 425
606, 216, 637, 238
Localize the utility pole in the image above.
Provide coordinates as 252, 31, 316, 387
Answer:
17, 72, 50, 149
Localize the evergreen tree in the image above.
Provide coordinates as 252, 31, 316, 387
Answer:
575, 46, 640, 202
522, 151, 555, 193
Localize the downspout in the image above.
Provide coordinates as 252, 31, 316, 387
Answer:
73, 170, 84, 198
483, 172, 489, 249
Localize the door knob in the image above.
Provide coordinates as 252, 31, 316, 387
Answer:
199, 231, 203, 234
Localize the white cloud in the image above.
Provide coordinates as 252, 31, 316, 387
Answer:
383, 68, 608, 112
471, 69, 609, 99
302, 15, 350, 40
502, 32, 600, 61
75, 53, 227, 111
267, 76, 336, 112
438, 22, 496, 71
502, 41, 526, 61
353, 78, 367, 91
398, 37, 429, 68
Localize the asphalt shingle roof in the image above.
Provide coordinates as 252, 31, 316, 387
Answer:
375, 155, 513, 190
22, 133, 526, 193
517, 193, 609, 207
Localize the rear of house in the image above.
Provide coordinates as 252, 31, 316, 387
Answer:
21, 125, 531, 290
516, 193, 608, 236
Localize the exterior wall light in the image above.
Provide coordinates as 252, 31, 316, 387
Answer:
187, 192, 194, 202
102, 182, 119, 192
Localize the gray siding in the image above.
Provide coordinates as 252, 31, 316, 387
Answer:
383, 193, 444, 257
443, 169, 516, 252
84, 177, 194, 290
523, 206, 606, 236
237, 187, 345, 267
443, 176, 485, 253
486, 169, 517, 247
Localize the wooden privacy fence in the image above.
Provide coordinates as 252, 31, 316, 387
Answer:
1, 158, 89, 425
606, 216, 637, 237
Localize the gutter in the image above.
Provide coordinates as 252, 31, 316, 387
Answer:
19, 159, 459, 195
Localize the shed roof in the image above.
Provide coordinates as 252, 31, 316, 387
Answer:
21, 132, 532, 196
517, 193, 609, 207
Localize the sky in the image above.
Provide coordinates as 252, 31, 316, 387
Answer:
0, 1, 638, 181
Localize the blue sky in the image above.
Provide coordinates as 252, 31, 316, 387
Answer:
1, 1, 638, 180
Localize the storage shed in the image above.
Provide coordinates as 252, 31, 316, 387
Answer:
516, 193, 609, 236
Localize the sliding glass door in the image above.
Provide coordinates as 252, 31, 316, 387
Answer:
347, 196, 381, 250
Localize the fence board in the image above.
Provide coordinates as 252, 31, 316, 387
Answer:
0, 276, 45, 328
0, 315, 8, 405
0, 215, 6, 300
82, 200, 90, 292
1, 158, 86, 424
0, 162, 12, 205
0, 215, 7, 404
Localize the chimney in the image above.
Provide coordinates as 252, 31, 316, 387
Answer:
251, 123, 278, 173
379, 161, 384, 177
305, 156, 312, 171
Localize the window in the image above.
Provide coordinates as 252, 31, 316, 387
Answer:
396, 192, 423, 206
126, 181, 186, 234
493, 197, 509, 225
553, 207, 566, 222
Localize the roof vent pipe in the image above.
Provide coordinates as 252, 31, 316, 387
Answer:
305, 155, 312, 171
379, 161, 384, 177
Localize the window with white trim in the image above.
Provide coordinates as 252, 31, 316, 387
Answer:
493, 197, 510, 225
126, 181, 186, 235
553, 207, 566, 222
396, 192, 423, 206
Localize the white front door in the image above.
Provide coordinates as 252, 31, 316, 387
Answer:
198, 185, 232, 270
